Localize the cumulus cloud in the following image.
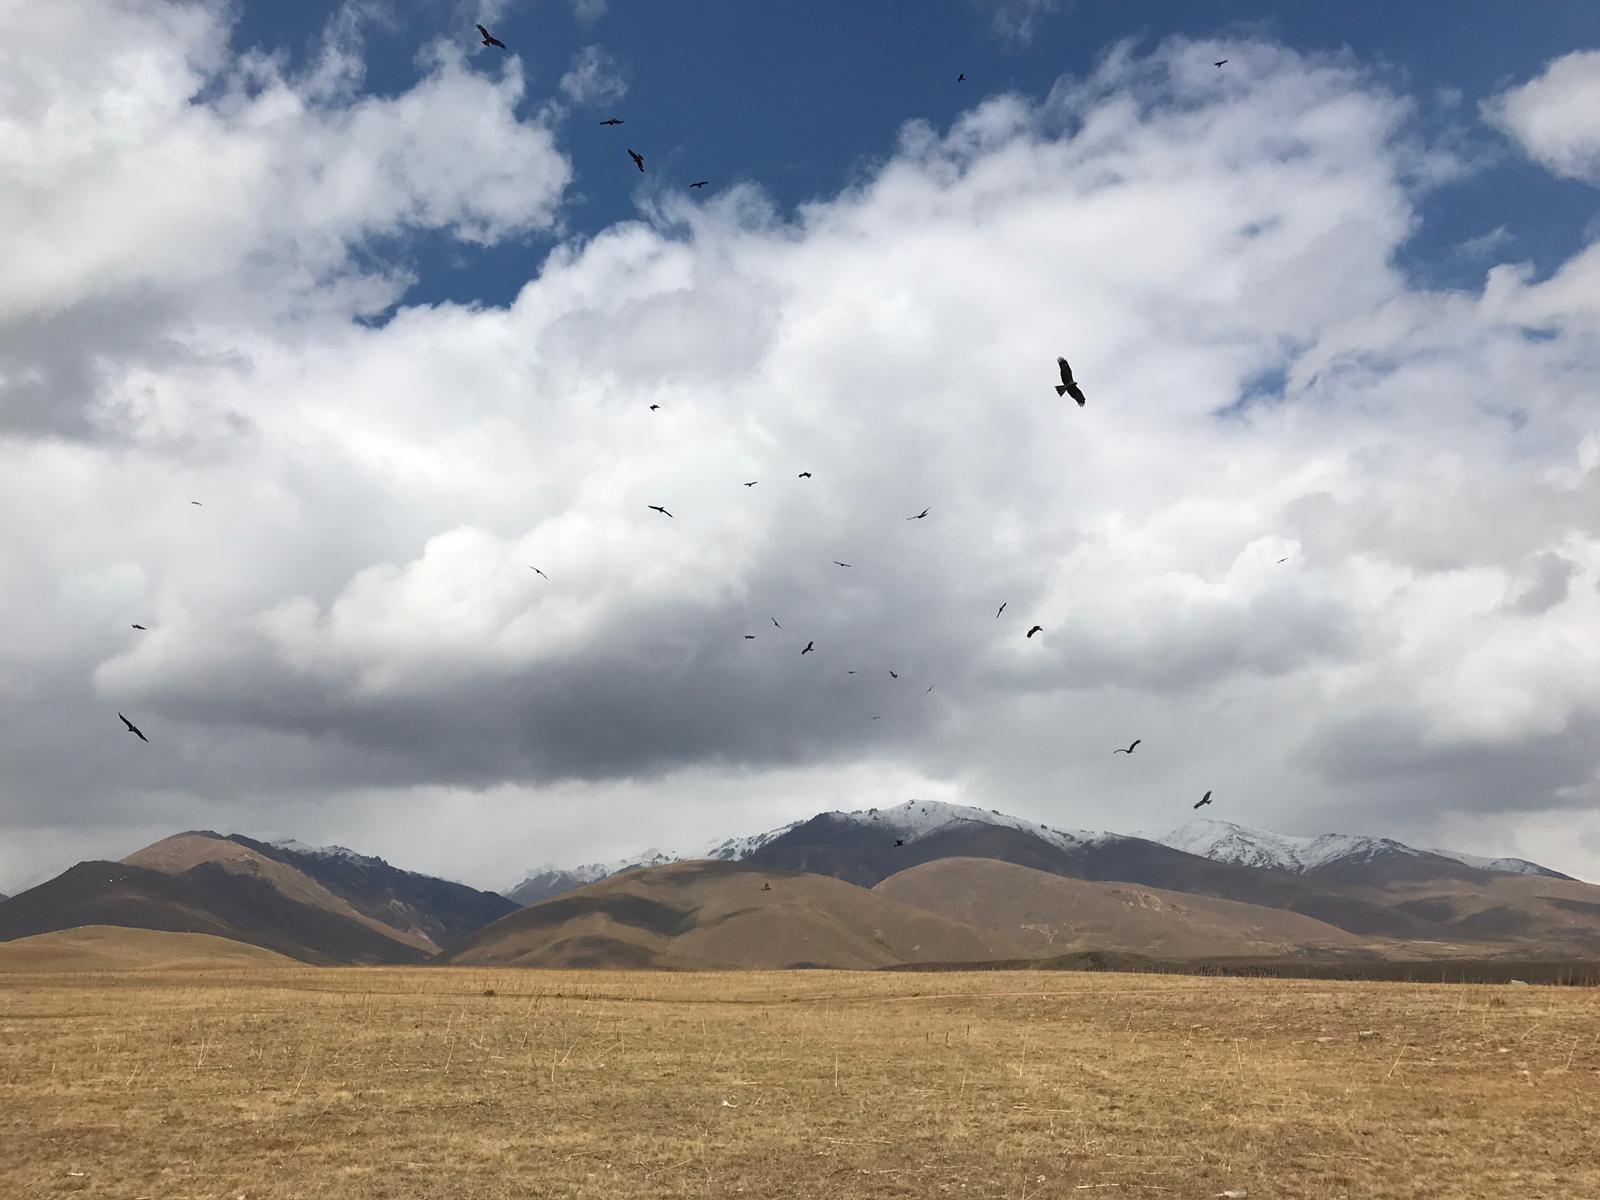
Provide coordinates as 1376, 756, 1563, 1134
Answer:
3, 21, 1600, 891
1484, 50, 1600, 183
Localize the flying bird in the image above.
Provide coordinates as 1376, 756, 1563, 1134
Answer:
833, 560, 852, 568
690, 180, 709, 189
476, 24, 506, 49
995, 602, 1007, 619
118, 713, 148, 744
628, 148, 645, 172
528, 566, 548, 580
957, 72, 965, 82
599, 118, 624, 126
870, 715, 881, 720
1026, 625, 1043, 638
1277, 556, 1290, 564
649, 404, 661, 411
648, 505, 673, 518
846, 670, 859, 674
744, 481, 758, 487
130, 624, 147, 630
925, 684, 935, 694
801, 641, 815, 655
894, 839, 904, 847
190, 501, 202, 506
907, 508, 929, 520
1055, 357, 1087, 407
744, 635, 755, 640
1214, 59, 1228, 67
888, 670, 898, 679
1194, 790, 1214, 810
797, 471, 812, 478
1114, 739, 1142, 755
772, 617, 782, 629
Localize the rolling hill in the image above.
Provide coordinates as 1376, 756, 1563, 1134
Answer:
447, 860, 1007, 969
872, 857, 1369, 959
0, 857, 429, 965
0, 925, 297, 972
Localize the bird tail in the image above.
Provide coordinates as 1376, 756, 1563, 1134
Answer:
1054, 384, 1068, 396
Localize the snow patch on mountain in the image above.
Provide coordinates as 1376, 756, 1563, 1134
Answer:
1423, 848, 1567, 878
1149, 819, 1564, 878
270, 838, 382, 865
809, 798, 1115, 851
702, 822, 804, 861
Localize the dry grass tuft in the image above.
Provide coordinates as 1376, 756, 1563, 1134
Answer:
1, 965, 1595, 1198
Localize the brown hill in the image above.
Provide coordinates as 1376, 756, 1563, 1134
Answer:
446, 860, 1007, 969
123, 833, 435, 955
0, 925, 296, 972
1374, 873, 1600, 954
873, 858, 1370, 959
0, 860, 430, 965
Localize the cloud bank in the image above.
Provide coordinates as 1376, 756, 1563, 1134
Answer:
3, 9, 1599, 890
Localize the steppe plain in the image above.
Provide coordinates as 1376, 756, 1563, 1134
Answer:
3, 934, 1596, 1200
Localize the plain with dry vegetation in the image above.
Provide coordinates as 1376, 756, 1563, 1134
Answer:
2, 959, 1596, 1199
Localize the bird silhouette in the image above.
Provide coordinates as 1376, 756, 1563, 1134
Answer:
1194, 790, 1214, 810
690, 180, 709, 189
798, 471, 812, 478
772, 617, 782, 629
1277, 557, 1289, 564
476, 24, 506, 49
744, 635, 755, 640
907, 508, 929, 520
870, 715, 881, 720
649, 404, 660, 411
130, 624, 147, 630
1114, 739, 1142, 755
744, 481, 758, 487
528, 566, 549, 580
648, 505, 673, 518
190, 501, 202, 506
599, 117, 624, 126
846, 670, 859, 674
888, 670, 898, 679
833, 560, 852, 568
1214, 59, 1228, 67
1055, 357, 1087, 406
118, 712, 148, 744
628, 148, 645, 172
801, 641, 815, 655
957, 72, 965, 82
925, 684, 935, 694
1026, 625, 1043, 638
995, 602, 1007, 619
894, 839, 904, 847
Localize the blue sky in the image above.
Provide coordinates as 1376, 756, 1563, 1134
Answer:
228, 1, 1600, 310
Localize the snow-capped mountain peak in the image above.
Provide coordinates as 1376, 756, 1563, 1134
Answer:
811, 798, 1114, 851
1147, 818, 1567, 880
1148, 819, 1422, 873
269, 838, 381, 866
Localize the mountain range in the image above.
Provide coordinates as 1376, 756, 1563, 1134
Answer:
2, 805, 1595, 970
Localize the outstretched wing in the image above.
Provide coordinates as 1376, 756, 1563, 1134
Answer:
1058, 356, 1073, 386
1065, 382, 1086, 407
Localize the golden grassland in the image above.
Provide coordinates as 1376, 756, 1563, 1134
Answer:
2, 964, 1597, 1199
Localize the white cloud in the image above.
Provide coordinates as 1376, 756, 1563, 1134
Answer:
1484, 50, 1600, 183
572, 0, 607, 27
558, 45, 627, 108
4, 23, 1600, 890
978, 0, 1061, 45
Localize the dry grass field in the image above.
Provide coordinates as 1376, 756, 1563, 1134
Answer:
2, 960, 1597, 1199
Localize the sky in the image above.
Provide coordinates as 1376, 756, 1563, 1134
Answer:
3, 0, 1600, 895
